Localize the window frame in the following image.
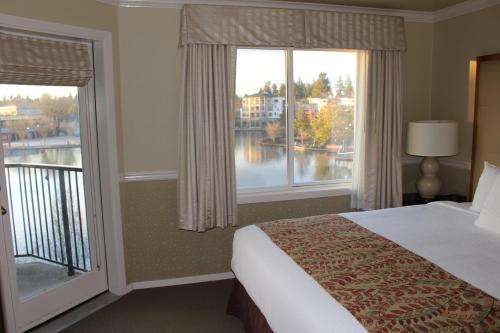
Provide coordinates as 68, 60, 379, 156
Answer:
235, 47, 356, 203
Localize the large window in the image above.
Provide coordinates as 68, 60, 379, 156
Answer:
235, 49, 357, 190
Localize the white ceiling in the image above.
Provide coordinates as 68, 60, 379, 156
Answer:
272, 0, 468, 11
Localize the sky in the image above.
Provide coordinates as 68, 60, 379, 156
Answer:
0, 85, 78, 99
236, 49, 357, 97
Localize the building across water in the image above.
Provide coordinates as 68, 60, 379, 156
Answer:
237, 93, 285, 129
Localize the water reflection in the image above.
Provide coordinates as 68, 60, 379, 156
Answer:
235, 130, 352, 189
3, 147, 81, 166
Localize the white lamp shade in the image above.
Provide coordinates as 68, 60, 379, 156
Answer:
407, 120, 459, 157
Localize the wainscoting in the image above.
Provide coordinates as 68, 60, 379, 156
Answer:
121, 180, 351, 283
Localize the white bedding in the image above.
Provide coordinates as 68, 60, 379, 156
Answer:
231, 202, 500, 333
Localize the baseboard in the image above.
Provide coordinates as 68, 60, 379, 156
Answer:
130, 272, 235, 290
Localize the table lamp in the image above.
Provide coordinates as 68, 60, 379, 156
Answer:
406, 120, 459, 199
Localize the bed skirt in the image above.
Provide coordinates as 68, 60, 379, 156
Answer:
226, 279, 274, 333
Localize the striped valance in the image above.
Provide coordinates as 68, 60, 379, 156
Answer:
0, 33, 93, 87
180, 5, 406, 51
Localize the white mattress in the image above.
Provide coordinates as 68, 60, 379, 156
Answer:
231, 202, 500, 333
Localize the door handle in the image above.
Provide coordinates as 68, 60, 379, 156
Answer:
1, 206, 6, 216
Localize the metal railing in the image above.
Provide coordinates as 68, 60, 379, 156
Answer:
5, 163, 90, 275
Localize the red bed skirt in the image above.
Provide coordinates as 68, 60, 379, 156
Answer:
227, 279, 274, 333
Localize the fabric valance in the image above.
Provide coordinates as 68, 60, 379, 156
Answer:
0, 33, 93, 87
180, 5, 406, 51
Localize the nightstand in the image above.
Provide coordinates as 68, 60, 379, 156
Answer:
403, 193, 467, 206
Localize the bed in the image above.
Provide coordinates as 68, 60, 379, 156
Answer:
227, 53, 500, 333
229, 202, 500, 332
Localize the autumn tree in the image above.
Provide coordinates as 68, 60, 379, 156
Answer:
294, 107, 310, 145
330, 105, 354, 144
265, 122, 281, 143
311, 107, 334, 147
311, 72, 331, 98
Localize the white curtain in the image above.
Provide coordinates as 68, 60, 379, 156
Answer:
177, 44, 238, 232
352, 50, 403, 210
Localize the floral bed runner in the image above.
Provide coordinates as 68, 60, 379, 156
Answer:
258, 214, 500, 332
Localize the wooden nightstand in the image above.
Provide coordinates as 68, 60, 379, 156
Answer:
403, 193, 467, 206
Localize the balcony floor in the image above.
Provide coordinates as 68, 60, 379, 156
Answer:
16, 257, 82, 300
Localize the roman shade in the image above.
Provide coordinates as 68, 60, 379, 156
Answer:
0, 33, 93, 87
180, 5, 406, 51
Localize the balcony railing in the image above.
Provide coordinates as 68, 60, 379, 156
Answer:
5, 163, 90, 276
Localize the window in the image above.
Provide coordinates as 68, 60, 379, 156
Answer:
235, 49, 357, 190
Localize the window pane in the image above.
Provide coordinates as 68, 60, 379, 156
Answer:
0, 84, 91, 300
292, 50, 356, 183
235, 49, 287, 189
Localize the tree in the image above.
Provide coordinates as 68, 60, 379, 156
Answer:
311, 107, 334, 147
279, 109, 287, 127
271, 83, 279, 96
262, 81, 273, 95
279, 83, 286, 97
345, 75, 354, 98
335, 76, 345, 97
330, 105, 354, 144
295, 78, 307, 100
38, 117, 55, 145
311, 72, 331, 98
265, 122, 281, 143
294, 107, 310, 145
7, 118, 33, 146
37, 94, 77, 135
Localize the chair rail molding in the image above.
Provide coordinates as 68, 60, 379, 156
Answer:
121, 170, 178, 182
97, 0, 500, 23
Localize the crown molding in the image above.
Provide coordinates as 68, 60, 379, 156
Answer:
432, 0, 500, 22
97, 0, 500, 22
97, 0, 434, 22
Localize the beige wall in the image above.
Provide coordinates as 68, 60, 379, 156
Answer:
402, 22, 434, 194
118, 8, 181, 172
431, 5, 500, 163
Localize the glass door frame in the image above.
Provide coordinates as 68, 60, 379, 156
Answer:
0, 62, 108, 332
0, 14, 126, 333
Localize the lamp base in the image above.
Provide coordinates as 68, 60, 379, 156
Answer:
417, 156, 441, 199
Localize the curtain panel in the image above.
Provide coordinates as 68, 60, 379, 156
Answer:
0, 33, 93, 87
178, 44, 238, 232
352, 50, 403, 210
180, 5, 406, 51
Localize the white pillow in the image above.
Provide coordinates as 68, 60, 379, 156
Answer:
471, 162, 500, 212
475, 175, 500, 235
